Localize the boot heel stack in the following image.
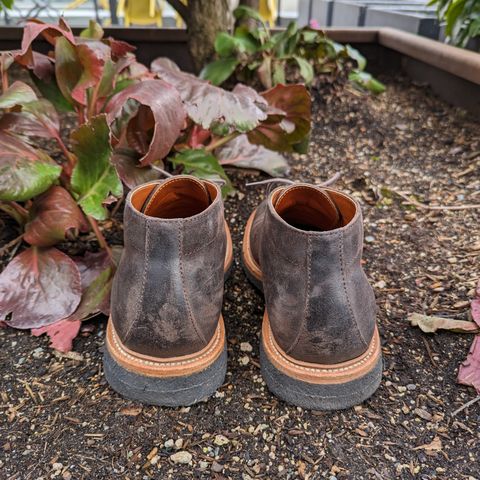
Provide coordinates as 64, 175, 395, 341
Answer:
104, 176, 233, 407
243, 183, 383, 410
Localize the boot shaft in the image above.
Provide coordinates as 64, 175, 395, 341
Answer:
252, 184, 376, 364
111, 176, 227, 358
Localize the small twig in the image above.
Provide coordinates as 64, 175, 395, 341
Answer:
452, 395, 480, 417
110, 194, 125, 218
391, 189, 480, 211
87, 216, 113, 261
0, 234, 23, 256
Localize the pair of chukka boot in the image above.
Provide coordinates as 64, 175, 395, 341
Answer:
104, 175, 382, 410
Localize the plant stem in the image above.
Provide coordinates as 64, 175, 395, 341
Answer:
54, 133, 76, 169
0, 234, 23, 257
0, 201, 28, 224
87, 215, 113, 260
87, 83, 101, 120
1, 67, 8, 93
205, 132, 240, 152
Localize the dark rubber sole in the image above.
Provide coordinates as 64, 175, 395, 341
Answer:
104, 346, 227, 407
260, 341, 382, 411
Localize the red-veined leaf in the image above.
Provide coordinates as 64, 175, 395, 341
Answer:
112, 145, 162, 189
0, 131, 61, 201
216, 134, 289, 176
0, 99, 60, 139
0, 247, 82, 329
0, 81, 37, 108
151, 57, 268, 135
24, 186, 88, 247
31, 319, 81, 352
247, 83, 311, 152
106, 79, 185, 166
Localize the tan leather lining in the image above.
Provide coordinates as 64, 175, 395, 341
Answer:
242, 210, 263, 282
274, 185, 342, 231
106, 316, 226, 378
262, 311, 381, 385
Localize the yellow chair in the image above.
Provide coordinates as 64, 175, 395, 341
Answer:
117, 0, 164, 27
259, 0, 277, 27
175, 1, 277, 28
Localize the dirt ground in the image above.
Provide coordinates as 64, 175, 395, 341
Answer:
1, 75, 480, 480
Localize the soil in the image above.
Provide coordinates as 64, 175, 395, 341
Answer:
1, 75, 480, 480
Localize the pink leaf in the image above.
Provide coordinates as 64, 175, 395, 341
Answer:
0, 247, 82, 329
32, 319, 81, 352
458, 336, 480, 394
471, 280, 480, 328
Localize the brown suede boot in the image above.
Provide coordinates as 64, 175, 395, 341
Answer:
242, 183, 382, 410
104, 175, 233, 406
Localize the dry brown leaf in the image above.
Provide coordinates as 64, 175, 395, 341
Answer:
413, 436, 442, 455
119, 406, 142, 417
409, 313, 479, 334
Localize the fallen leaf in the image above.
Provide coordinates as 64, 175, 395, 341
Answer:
471, 280, 480, 327
413, 436, 442, 455
457, 336, 480, 394
409, 313, 479, 334
31, 319, 81, 352
119, 406, 142, 416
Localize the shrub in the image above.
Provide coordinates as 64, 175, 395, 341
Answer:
0, 19, 311, 347
429, 0, 480, 48
200, 6, 385, 94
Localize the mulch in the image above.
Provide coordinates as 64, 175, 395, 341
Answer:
1, 74, 479, 479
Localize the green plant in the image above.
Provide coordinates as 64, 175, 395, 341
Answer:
200, 5, 385, 94
0, 19, 311, 349
429, 0, 480, 48
0, 0, 13, 11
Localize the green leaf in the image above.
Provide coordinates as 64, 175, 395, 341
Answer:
170, 148, 233, 197
215, 32, 238, 57
292, 56, 314, 84
234, 5, 266, 24
349, 70, 386, 94
31, 74, 75, 112
70, 114, 122, 220
80, 20, 104, 40
0, 81, 37, 108
200, 57, 239, 86
0, 132, 61, 201
232, 26, 261, 54
345, 44, 367, 71
272, 60, 286, 85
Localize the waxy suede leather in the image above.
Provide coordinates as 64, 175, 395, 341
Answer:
110, 179, 227, 358
249, 185, 376, 364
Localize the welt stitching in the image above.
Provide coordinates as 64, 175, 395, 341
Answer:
124, 219, 150, 342
179, 223, 208, 345
340, 229, 369, 348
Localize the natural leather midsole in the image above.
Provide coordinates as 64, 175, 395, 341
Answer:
262, 311, 382, 385
106, 317, 226, 378
224, 220, 234, 273
242, 210, 263, 282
